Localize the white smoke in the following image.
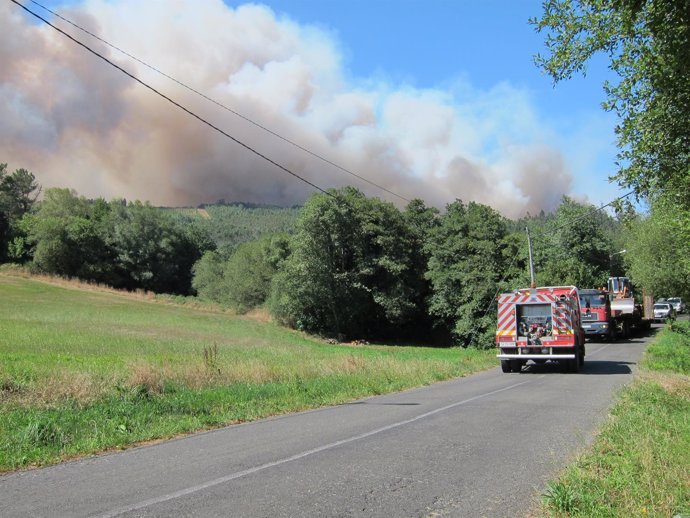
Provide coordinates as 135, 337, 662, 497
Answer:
0, 0, 573, 217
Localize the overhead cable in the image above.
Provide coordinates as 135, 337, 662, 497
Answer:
10, 0, 334, 198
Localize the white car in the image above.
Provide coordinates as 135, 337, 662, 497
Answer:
667, 297, 685, 314
653, 303, 676, 322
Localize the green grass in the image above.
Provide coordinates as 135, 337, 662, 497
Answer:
0, 273, 495, 472
540, 321, 690, 517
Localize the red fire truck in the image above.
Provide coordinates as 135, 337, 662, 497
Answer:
496, 286, 586, 373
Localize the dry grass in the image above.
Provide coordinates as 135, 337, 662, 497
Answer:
637, 370, 690, 401
242, 307, 272, 323
0, 268, 229, 313
0, 267, 153, 300
1, 369, 114, 407
1, 352, 457, 407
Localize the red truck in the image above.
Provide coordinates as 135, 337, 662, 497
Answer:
579, 288, 617, 340
496, 286, 586, 373
578, 278, 653, 341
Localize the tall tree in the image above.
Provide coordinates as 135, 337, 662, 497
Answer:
532, 0, 690, 207
536, 197, 615, 288
106, 201, 211, 294
624, 194, 690, 299
0, 164, 40, 261
270, 187, 420, 339
425, 201, 508, 348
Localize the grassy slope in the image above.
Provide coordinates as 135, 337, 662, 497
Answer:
541, 321, 690, 517
0, 274, 495, 472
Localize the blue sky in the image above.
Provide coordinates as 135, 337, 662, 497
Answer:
248, 0, 621, 200
3, 0, 624, 215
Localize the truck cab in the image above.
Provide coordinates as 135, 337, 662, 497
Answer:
579, 289, 616, 340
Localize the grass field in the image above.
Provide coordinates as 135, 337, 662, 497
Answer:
0, 273, 495, 472
540, 320, 690, 517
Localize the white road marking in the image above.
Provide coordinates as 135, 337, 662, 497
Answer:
94, 378, 536, 517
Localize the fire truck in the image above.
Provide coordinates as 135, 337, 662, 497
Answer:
578, 279, 653, 341
579, 288, 616, 340
496, 286, 586, 373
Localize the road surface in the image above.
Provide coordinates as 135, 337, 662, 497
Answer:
0, 332, 653, 517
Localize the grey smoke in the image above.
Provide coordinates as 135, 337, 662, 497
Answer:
0, 0, 572, 217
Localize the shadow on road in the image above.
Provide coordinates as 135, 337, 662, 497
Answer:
346, 401, 421, 406
518, 360, 634, 375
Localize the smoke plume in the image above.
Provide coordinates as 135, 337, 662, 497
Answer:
1, 0, 573, 217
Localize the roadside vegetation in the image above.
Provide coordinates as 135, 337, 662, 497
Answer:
541, 320, 690, 517
0, 274, 495, 472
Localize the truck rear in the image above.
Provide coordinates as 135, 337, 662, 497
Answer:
496, 286, 585, 373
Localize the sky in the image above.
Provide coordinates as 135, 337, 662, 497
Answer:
1, 0, 624, 218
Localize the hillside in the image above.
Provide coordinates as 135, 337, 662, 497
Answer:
166, 203, 301, 253
0, 273, 494, 472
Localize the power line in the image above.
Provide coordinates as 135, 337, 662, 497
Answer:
10, 0, 335, 198
26, 0, 411, 203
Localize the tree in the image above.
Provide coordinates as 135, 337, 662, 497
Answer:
105, 202, 212, 294
192, 251, 227, 302
270, 187, 420, 339
425, 201, 509, 348
532, 0, 690, 207
623, 194, 690, 298
22, 190, 213, 294
222, 234, 291, 312
536, 197, 615, 288
25, 189, 108, 278
0, 164, 40, 261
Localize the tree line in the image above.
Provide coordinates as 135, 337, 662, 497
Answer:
0, 164, 213, 295
2, 161, 687, 347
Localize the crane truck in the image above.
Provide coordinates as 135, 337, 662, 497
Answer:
579, 277, 653, 340
496, 286, 586, 373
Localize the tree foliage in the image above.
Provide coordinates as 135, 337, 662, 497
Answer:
269, 187, 423, 339
0, 164, 40, 261
20, 189, 213, 294
193, 234, 291, 312
535, 197, 615, 288
533, 0, 690, 207
623, 195, 690, 299
425, 201, 509, 348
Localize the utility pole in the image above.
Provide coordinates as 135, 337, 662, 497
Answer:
526, 227, 536, 288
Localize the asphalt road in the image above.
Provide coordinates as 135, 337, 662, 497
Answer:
1, 330, 655, 518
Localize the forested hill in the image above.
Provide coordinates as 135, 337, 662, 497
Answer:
165, 203, 301, 254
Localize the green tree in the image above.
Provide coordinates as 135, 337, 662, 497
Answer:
624, 195, 690, 299
270, 187, 420, 339
532, 0, 690, 206
25, 189, 109, 279
0, 164, 41, 261
536, 197, 615, 288
106, 202, 212, 294
23, 190, 213, 294
425, 201, 508, 348
192, 251, 226, 302
222, 234, 291, 312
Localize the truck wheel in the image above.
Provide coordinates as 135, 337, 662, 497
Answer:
608, 326, 617, 342
510, 359, 523, 373
622, 321, 630, 339
501, 360, 512, 373
578, 346, 585, 367
569, 348, 581, 373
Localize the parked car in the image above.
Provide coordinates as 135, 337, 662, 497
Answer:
667, 297, 685, 314
653, 303, 676, 322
